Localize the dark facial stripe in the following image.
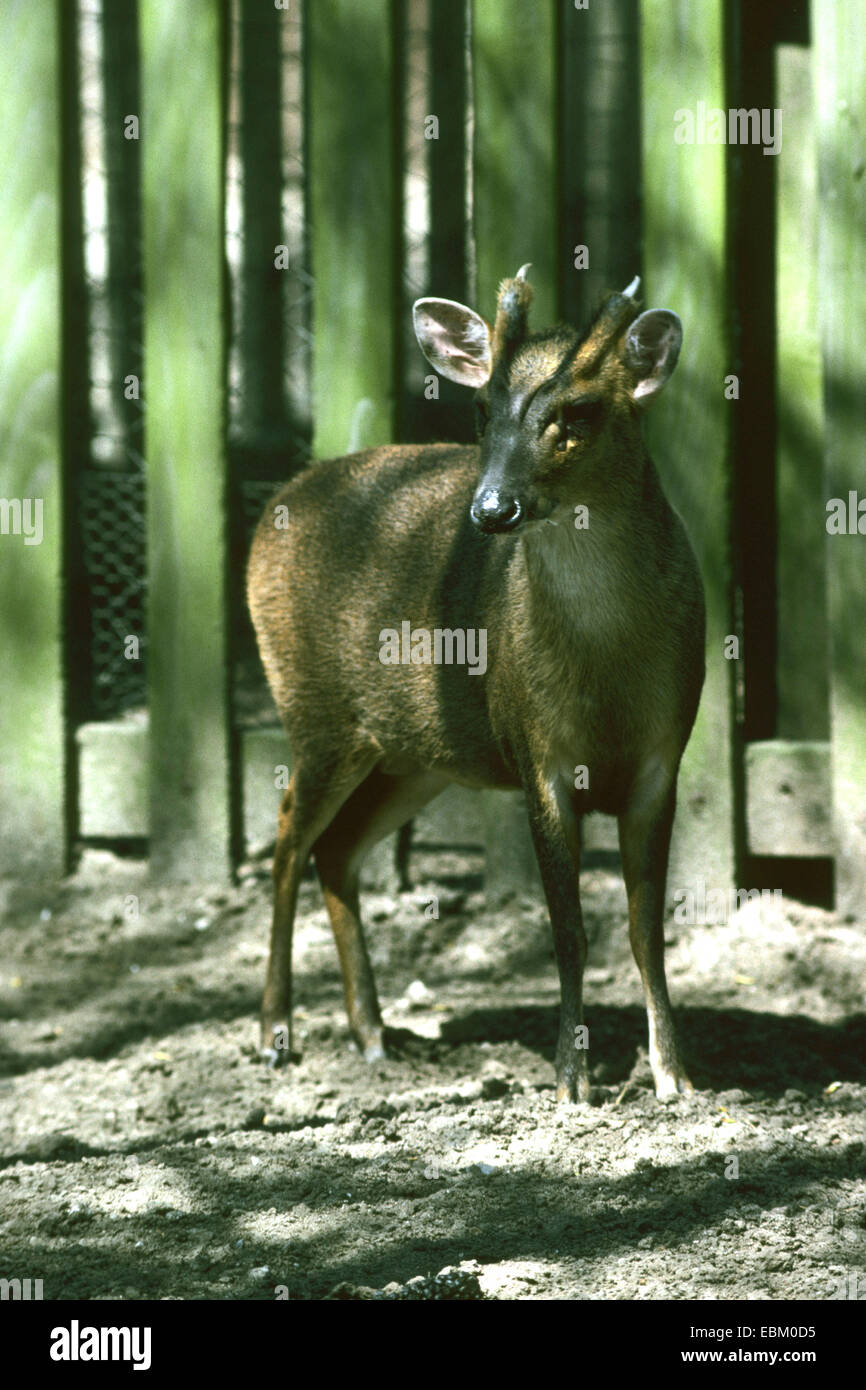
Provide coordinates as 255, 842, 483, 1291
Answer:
491, 294, 637, 421
535, 337, 584, 397
519, 298, 630, 406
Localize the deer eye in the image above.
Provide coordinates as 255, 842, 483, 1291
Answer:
474, 399, 490, 438
554, 418, 589, 452
557, 401, 601, 448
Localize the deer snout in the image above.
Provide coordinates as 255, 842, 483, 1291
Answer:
470, 488, 523, 534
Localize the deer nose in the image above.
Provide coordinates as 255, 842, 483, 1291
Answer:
470, 489, 523, 533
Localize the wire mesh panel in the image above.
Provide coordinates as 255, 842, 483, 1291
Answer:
78, 470, 147, 718
75, 0, 147, 722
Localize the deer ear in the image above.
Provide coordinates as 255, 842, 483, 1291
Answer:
413, 298, 493, 387
621, 309, 682, 404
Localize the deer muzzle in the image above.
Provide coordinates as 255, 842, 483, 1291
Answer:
470, 487, 523, 533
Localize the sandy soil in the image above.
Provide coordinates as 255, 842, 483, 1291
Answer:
1, 847, 864, 1301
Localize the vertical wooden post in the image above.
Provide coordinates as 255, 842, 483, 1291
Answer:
429, 0, 469, 304
557, 0, 642, 327
308, 0, 397, 458
472, 0, 556, 325
775, 38, 826, 741
141, 0, 233, 880
101, 0, 143, 466
237, 0, 286, 444
640, 0, 736, 898
420, 0, 474, 447
725, 4, 778, 759
472, 0, 555, 895
814, 0, 866, 913
0, 0, 65, 879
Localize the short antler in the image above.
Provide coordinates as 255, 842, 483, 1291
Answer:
492, 263, 534, 365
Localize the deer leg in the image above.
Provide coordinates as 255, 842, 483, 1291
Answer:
525, 778, 589, 1104
618, 768, 693, 1099
314, 768, 448, 1059
395, 820, 414, 891
260, 748, 378, 1063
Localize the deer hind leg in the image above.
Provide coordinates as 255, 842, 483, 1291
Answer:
261, 745, 378, 1063
617, 765, 694, 1099
313, 767, 449, 1060
523, 775, 589, 1103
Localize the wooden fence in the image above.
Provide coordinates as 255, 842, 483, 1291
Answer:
1, 0, 863, 914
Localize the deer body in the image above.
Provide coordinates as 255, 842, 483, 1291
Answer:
248, 269, 705, 1101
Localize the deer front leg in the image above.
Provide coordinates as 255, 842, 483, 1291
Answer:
525, 778, 590, 1103
618, 768, 694, 1099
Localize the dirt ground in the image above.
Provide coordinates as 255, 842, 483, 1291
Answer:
1, 844, 864, 1302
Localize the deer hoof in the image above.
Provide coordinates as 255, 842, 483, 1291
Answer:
654, 1072, 695, 1101
555, 1074, 594, 1105
260, 1020, 292, 1066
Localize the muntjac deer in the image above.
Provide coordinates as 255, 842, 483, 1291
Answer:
247, 268, 705, 1102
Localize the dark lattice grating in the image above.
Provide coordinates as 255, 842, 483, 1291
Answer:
78, 469, 147, 719
75, 0, 147, 724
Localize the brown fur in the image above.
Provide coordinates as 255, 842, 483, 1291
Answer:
247, 278, 705, 1102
